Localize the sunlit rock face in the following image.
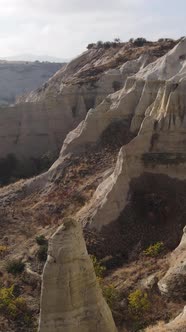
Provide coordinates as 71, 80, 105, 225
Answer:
0, 41, 172, 161
57, 38, 186, 231
158, 226, 186, 298
38, 218, 117, 332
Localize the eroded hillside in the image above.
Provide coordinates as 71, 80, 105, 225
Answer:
0, 38, 186, 332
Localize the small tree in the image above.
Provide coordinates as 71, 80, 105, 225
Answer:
96, 40, 103, 48
114, 38, 121, 43
6, 260, 25, 275
133, 37, 147, 47
103, 41, 112, 49
87, 43, 95, 50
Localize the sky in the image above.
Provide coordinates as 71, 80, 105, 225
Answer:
0, 0, 185, 61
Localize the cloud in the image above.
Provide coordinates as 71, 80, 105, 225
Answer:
0, 0, 184, 59
0, 0, 145, 15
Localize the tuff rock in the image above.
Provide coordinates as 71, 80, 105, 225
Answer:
38, 218, 117, 332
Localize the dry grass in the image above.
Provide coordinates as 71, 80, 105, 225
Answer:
145, 322, 169, 331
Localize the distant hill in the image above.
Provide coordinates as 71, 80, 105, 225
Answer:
0, 53, 69, 63
0, 61, 64, 105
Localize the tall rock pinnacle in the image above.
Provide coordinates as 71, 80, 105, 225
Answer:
38, 218, 117, 332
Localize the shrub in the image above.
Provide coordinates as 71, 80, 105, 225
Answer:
114, 38, 121, 43
37, 245, 48, 262
90, 255, 106, 278
102, 284, 119, 309
6, 260, 25, 275
0, 245, 8, 257
87, 43, 95, 49
103, 41, 112, 49
128, 289, 150, 318
36, 235, 48, 262
143, 242, 164, 257
35, 235, 48, 246
96, 40, 103, 48
133, 37, 147, 47
0, 285, 28, 319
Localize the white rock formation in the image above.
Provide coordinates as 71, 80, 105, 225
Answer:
0, 46, 159, 161
146, 306, 186, 331
57, 38, 186, 230
158, 226, 186, 297
38, 218, 117, 332
166, 306, 186, 331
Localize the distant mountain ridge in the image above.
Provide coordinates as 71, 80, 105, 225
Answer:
0, 53, 69, 63
0, 61, 63, 105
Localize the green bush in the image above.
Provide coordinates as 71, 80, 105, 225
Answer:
0, 285, 32, 324
37, 245, 48, 262
143, 242, 164, 257
36, 235, 48, 262
6, 260, 25, 275
35, 235, 48, 246
90, 255, 106, 278
102, 284, 119, 309
128, 289, 150, 318
133, 37, 147, 47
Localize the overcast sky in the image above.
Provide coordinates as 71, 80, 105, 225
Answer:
0, 0, 185, 60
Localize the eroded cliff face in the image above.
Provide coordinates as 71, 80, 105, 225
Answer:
158, 226, 186, 298
0, 40, 176, 161
57, 38, 186, 232
38, 218, 117, 332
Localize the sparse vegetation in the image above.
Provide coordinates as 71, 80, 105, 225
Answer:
6, 260, 25, 275
37, 245, 48, 261
102, 284, 119, 309
0, 285, 33, 326
87, 38, 122, 50
36, 235, 48, 262
90, 255, 106, 278
128, 289, 150, 318
133, 37, 148, 47
0, 245, 8, 257
143, 242, 164, 257
35, 235, 48, 246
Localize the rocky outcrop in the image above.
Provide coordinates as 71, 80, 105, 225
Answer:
146, 306, 186, 331
38, 218, 117, 332
158, 226, 186, 298
166, 306, 186, 331
0, 41, 176, 161
56, 37, 186, 231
